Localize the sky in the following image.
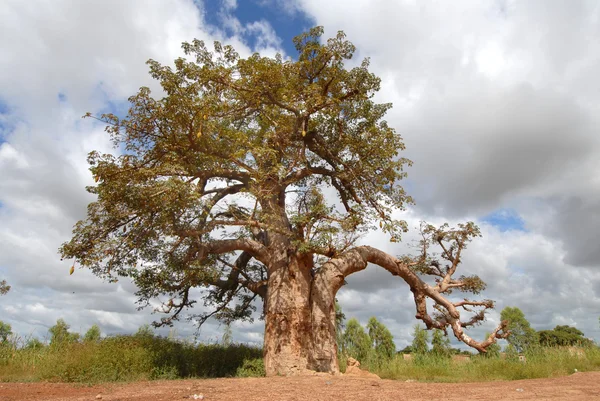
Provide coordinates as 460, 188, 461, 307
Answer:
1, 0, 600, 350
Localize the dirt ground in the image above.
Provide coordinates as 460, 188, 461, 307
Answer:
1, 372, 599, 401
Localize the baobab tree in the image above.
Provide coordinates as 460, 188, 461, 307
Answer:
60, 27, 508, 376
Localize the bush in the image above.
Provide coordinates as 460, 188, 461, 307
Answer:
0, 333, 262, 383
235, 358, 265, 377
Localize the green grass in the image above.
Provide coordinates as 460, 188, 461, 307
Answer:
0, 333, 263, 383
366, 346, 600, 382
1, 335, 599, 384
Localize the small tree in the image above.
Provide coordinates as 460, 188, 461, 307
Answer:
83, 324, 102, 342
500, 307, 537, 353
222, 323, 233, 346
0, 321, 12, 343
49, 319, 80, 345
335, 300, 346, 353
342, 318, 372, 362
411, 324, 429, 356
366, 317, 396, 359
24, 337, 44, 350
0, 280, 10, 295
135, 324, 154, 338
431, 329, 452, 358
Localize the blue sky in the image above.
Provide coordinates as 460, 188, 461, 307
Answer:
202, 0, 315, 56
481, 208, 526, 232
1, 0, 600, 350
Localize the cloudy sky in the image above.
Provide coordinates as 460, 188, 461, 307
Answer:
1, 0, 599, 350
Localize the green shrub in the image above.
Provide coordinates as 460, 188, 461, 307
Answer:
0, 333, 262, 383
235, 358, 265, 377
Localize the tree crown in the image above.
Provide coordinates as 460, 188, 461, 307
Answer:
60, 27, 412, 325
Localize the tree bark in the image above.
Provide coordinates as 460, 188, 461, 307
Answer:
263, 249, 314, 376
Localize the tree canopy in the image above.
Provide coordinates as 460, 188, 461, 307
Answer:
341, 318, 372, 362
500, 306, 537, 353
411, 324, 429, 355
538, 325, 592, 347
366, 317, 396, 359
0, 280, 10, 296
49, 319, 80, 345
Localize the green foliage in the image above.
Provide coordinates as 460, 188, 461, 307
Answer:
0, 321, 12, 343
372, 346, 600, 382
48, 319, 80, 346
341, 318, 372, 362
411, 324, 429, 356
24, 337, 44, 350
135, 324, 154, 338
221, 323, 233, 346
0, 280, 9, 295
504, 343, 519, 361
235, 358, 265, 377
500, 307, 537, 353
538, 325, 592, 347
1, 326, 599, 384
366, 317, 396, 359
59, 26, 413, 328
335, 300, 346, 353
83, 324, 101, 343
431, 329, 452, 358
0, 331, 262, 383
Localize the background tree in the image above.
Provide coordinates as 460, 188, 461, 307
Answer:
411, 324, 429, 356
504, 343, 519, 361
366, 316, 396, 359
500, 307, 537, 353
431, 329, 452, 358
0, 321, 12, 343
335, 300, 346, 354
341, 318, 372, 362
49, 319, 80, 345
222, 323, 233, 346
538, 325, 592, 347
83, 324, 102, 342
0, 280, 10, 295
135, 324, 154, 338
60, 27, 507, 376
24, 337, 44, 350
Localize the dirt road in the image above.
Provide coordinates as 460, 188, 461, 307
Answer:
1, 372, 599, 400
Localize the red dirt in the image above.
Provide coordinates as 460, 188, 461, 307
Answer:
1, 372, 599, 401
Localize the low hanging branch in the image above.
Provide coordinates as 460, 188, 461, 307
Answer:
314, 221, 509, 353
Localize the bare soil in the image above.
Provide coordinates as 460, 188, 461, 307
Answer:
1, 372, 599, 401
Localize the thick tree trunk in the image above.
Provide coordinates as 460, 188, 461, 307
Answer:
308, 260, 345, 373
263, 249, 343, 376
263, 251, 315, 376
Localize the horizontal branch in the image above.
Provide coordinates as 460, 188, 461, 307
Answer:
315, 245, 507, 353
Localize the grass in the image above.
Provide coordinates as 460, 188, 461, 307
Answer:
367, 346, 600, 382
0, 333, 263, 383
1, 334, 599, 383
